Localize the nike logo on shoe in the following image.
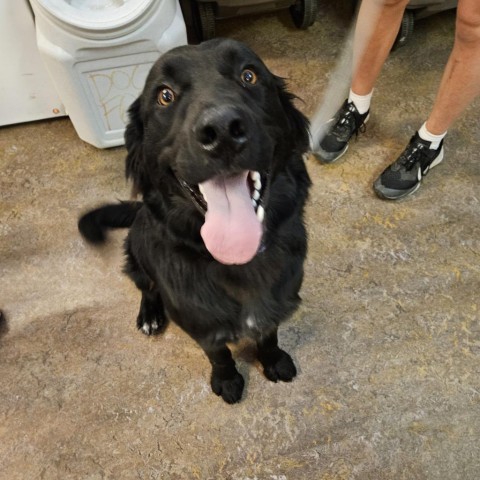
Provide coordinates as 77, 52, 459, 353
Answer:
419, 147, 444, 179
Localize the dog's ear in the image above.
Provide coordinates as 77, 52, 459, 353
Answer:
125, 97, 150, 193
275, 76, 310, 152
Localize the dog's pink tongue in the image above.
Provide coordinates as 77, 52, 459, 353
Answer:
200, 172, 262, 265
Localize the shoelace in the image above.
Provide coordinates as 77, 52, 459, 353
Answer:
399, 140, 430, 171
332, 103, 366, 140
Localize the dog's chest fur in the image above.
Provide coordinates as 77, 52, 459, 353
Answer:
127, 205, 301, 343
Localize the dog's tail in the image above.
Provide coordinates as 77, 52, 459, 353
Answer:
78, 201, 143, 244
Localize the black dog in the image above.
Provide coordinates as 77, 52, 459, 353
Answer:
78, 38, 311, 403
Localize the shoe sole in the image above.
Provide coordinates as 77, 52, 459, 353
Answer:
312, 113, 370, 164
312, 144, 348, 163
374, 147, 444, 200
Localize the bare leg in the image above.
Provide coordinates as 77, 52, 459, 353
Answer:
351, 0, 409, 95
426, 0, 480, 134
314, 0, 409, 162
373, 0, 480, 199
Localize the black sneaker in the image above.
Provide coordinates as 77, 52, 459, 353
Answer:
373, 132, 444, 200
314, 100, 370, 163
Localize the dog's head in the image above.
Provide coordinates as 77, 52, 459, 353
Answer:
125, 38, 309, 265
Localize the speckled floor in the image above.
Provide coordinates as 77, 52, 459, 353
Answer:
1, 2, 480, 479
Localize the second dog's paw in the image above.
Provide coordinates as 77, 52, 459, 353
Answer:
211, 371, 245, 404
262, 350, 297, 383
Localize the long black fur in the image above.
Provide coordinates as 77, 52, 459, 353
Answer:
78, 38, 311, 403
78, 202, 142, 244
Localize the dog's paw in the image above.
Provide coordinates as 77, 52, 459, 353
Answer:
262, 350, 297, 383
211, 371, 245, 404
136, 313, 166, 336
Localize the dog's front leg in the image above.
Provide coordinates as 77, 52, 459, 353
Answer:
125, 251, 167, 336
203, 344, 244, 404
257, 329, 297, 383
137, 290, 167, 336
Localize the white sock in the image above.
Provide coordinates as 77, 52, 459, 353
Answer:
348, 89, 373, 115
418, 122, 446, 150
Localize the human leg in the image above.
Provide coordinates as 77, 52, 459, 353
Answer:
425, 0, 480, 134
351, 0, 410, 95
374, 0, 480, 200
316, 0, 409, 162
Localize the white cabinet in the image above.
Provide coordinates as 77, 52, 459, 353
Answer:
0, 0, 65, 126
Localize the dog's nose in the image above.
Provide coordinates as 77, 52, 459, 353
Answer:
195, 106, 248, 154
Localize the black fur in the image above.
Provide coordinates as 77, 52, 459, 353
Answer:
78, 202, 142, 244
78, 39, 311, 403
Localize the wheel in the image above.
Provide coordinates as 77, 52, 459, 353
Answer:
192, 1, 216, 42
392, 10, 414, 51
290, 0, 318, 29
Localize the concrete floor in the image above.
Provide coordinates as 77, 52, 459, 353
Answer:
1, 3, 480, 479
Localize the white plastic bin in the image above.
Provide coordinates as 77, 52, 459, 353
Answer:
29, 0, 187, 148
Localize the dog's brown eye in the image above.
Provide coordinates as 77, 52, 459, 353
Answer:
157, 87, 175, 106
241, 69, 257, 85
